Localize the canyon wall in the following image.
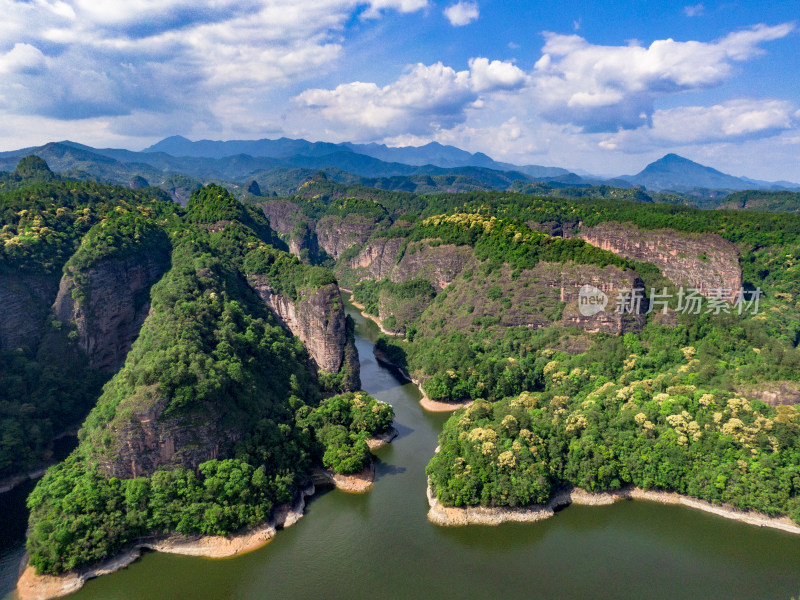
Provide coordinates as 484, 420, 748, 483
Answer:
579, 222, 742, 300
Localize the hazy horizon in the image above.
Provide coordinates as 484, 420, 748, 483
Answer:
1, 1, 798, 180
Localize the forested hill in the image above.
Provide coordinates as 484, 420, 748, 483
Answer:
0, 161, 393, 576
253, 182, 800, 525
6, 154, 800, 579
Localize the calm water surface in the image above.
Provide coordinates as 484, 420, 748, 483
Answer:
3, 300, 800, 599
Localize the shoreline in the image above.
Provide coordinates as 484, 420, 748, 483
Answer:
0, 467, 51, 495
341, 289, 400, 337
311, 428, 398, 494
17, 427, 400, 600
343, 290, 471, 414
17, 483, 315, 600
427, 482, 800, 534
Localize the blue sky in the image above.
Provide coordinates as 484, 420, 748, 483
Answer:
1, 0, 798, 180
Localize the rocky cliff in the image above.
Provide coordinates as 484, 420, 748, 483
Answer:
52, 253, 169, 371
391, 241, 474, 291
415, 261, 646, 337
315, 214, 383, 260
0, 272, 60, 351
98, 388, 224, 479
342, 237, 405, 284
579, 222, 742, 299
248, 276, 359, 389
341, 238, 473, 291
260, 200, 302, 236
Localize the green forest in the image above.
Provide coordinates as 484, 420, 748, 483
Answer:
0, 165, 393, 575
5, 153, 800, 579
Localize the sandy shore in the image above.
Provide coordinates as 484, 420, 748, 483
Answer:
343, 293, 400, 336
409, 376, 472, 413
16, 484, 315, 600
310, 428, 397, 494
427, 482, 800, 534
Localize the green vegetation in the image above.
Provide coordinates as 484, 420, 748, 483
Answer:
296, 392, 394, 474
428, 355, 800, 521
23, 182, 387, 575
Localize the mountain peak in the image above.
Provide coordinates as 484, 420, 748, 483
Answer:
627, 154, 750, 192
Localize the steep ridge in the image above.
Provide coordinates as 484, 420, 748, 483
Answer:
52, 216, 172, 371
21, 184, 393, 585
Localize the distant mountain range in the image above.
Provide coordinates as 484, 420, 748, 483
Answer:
0, 137, 797, 204
144, 135, 572, 179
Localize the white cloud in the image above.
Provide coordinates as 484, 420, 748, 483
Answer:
0, 0, 429, 136
296, 58, 525, 139
530, 24, 794, 132
468, 57, 527, 92
599, 99, 799, 151
0, 43, 47, 75
443, 1, 479, 26
362, 0, 428, 18
684, 4, 705, 17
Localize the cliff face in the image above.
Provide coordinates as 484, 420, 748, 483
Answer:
558, 264, 647, 334
344, 237, 405, 282
342, 238, 473, 291
52, 253, 169, 371
100, 389, 223, 479
260, 200, 302, 236
391, 241, 474, 291
415, 261, 646, 337
248, 276, 359, 388
0, 273, 59, 351
579, 222, 742, 299
315, 214, 382, 260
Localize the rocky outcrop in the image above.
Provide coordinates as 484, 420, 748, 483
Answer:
391, 241, 474, 291
316, 214, 383, 260
345, 237, 404, 281
52, 253, 169, 371
736, 382, 800, 406
98, 388, 223, 479
259, 200, 303, 236
415, 261, 647, 337
579, 222, 742, 300
248, 276, 359, 387
559, 264, 648, 334
343, 238, 473, 291
0, 272, 59, 351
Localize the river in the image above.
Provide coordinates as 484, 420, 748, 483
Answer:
3, 300, 800, 599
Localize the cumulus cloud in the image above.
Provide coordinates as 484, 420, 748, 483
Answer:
0, 0, 429, 134
0, 43, 47, 75
444, 1, 479, 26
296, 58, 525, 139
531, 23, 795, 132
599, 99, 799, 151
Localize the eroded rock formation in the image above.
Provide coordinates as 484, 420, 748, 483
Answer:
52, 253, 169, 371
248, 276, 360, 389
0, 273, 59, 351
579, 222, 742, 300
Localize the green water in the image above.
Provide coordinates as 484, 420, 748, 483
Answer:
4, 303, 800, 599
